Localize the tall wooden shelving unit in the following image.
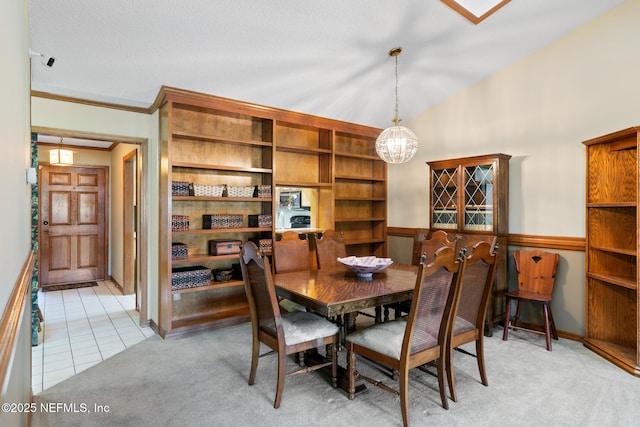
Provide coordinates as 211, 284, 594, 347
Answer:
156, 87, 385, 337
427, 153, 510, 330
334, 130, 387, 257
583, 127, 640, 377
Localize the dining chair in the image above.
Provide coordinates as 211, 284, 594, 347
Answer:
273, 230, 311, 273
345, 246, 466, 427
411, 229, 454, 265
502, 250, 560, 351
384, 229, 457, 321
240, 241, 339, 409
447, 240, 497, 402
273, 230, 312, 312
315, 229, 347, 270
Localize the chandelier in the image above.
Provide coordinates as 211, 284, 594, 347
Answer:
375, 47, 418, 164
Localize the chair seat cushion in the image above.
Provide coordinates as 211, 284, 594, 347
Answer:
282, 311, 339, 346
346, 319, 407, 360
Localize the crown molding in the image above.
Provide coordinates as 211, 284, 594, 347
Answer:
31, 90, 151, 115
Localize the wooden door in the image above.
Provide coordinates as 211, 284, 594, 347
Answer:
40, 165, 108, 286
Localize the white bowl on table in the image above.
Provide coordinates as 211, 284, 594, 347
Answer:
337, 256, 394, 280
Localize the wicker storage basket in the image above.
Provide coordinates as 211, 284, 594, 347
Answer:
171, 242, 188, 260
226, 185, 257, 198
171, 265, 211, 290
193, 184, 226, 197
248, 214, 272, 228
249, 238, 273, 254
172, 181, 192, 196
171, 215, 190, 231
202, 214, 243, 229
257, 185, 272, 198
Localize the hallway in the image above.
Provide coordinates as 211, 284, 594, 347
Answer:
32, 280, 155, 393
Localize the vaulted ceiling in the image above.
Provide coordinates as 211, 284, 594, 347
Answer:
29, 0, 623, 130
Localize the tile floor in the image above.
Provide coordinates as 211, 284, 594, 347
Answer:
32, 280, 156, 394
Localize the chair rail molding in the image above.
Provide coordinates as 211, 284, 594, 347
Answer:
387, 228, 585, 252
0, 251, 35, 401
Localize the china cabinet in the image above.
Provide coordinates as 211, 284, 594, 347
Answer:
427, 153, 510, 330
583, 127, 640, 376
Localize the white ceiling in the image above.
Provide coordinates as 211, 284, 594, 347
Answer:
29, 0, 623, 131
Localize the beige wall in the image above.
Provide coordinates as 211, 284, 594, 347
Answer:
31, 98, 150, 138
388, 1, 640, 336
1, 2, 31, 306
0, 0, 34, 425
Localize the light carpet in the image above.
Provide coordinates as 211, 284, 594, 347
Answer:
31, 323, 640, 427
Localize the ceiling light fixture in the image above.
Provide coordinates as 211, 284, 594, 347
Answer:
50, 138, 73, 166
375, 47, 418, 164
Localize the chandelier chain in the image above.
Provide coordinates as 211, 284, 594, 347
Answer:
394, 53, 399, 123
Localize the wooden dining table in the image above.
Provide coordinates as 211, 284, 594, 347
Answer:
274, 264, 418, 339
274, 264, 418, 393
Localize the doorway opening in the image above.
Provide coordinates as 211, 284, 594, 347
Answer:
32, 127, 149, 327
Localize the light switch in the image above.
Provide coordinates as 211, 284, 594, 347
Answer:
26, 167, 37, 184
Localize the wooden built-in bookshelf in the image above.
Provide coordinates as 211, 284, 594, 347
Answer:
156, 87, 385, 336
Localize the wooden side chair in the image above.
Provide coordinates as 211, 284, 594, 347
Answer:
240, 241, 339, 409
346, 246, 466, 427
410, 228, 430, 265
411, 229, 456, 265
502, 250, 560, 351
315, 229, 347, 270
273, 230, 311, 273
448, 240, 497, 402
273, 230, 312, 312
384, 229, 457, 321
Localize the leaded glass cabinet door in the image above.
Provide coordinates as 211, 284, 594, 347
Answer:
431, 167, 459, 230
463, 163, 495, 232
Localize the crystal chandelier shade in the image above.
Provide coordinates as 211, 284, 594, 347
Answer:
375, 47, 418, 164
